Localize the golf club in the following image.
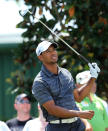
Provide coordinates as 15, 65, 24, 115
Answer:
19, 9, 90, 64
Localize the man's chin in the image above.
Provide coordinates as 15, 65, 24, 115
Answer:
51, 61, 57, 64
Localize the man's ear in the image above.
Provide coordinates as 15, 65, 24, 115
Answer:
14, 104, 18, 110
38, 55, 43, 61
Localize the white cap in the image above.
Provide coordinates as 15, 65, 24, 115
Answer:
36, 40, 58, 56
76, 70, 91, 84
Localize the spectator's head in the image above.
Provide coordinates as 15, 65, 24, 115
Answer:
76, 70, 91, 85
76, 70, 97, 93
14, 93, 31, 115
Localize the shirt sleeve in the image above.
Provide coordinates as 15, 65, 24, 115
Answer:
102, 101, 108, 128
97, 97, 108, 128
66, 69, 76, 90
101, 100, 108, 116
32, 80, 53, 105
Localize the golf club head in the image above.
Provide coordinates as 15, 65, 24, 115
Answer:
19, 10, 29, 17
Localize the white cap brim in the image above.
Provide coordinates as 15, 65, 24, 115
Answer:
36, 41, 58, 56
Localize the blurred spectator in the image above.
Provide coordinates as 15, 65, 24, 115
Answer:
23, 104, 48, 131
0, 121, 10, 131
76, 70, 108, 131
6, 93, 33, 131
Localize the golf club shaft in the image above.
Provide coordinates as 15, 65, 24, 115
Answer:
28, 10, 90, 63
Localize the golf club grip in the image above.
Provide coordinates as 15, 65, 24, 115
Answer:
79, 54, 90, 63
79, 55, 96, 69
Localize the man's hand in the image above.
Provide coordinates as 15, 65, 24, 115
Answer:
77, 110, 94, 120
88, 63, 100, 79
106, 128, 108, 131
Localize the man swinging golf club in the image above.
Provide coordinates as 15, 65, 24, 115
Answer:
32, 40, 100, 131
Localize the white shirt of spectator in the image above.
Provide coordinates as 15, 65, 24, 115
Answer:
0, 121, 10, 131
23, 104, 48, 131
23, 118, 48, 131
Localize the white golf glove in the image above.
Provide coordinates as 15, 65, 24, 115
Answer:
88, 63, 100, 79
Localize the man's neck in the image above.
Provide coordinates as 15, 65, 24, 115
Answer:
17, 113, 31, 121
43, 63, 58, 74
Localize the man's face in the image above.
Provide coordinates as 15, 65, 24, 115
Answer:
38, 45, 58, 65
14, 97, 31, 114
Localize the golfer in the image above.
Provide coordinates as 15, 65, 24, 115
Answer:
32, 40, 100, 131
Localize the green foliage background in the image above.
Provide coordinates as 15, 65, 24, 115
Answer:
7, 0, 108, 101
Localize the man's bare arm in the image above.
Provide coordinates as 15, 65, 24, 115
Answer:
74, 78, 96, 102
42, 100, 94, 120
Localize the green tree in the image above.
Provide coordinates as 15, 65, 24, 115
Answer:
7, 0, 108, 101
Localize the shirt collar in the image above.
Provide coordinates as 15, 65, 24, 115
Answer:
41, 64, 61, 77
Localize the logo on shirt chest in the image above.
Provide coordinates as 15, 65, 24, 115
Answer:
81, 101, 89, 107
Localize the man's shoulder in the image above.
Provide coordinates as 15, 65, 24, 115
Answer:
94, 94, 105, 103
33, 74, 45, 85
59, 67, 72, 76
95, 95, 108, 111
32, 71, 48, 93
34, 67, 48, 80
60, 67, 69, 72
93, 95, 108, 112
33, 71, 43, 84
6, 117, 17, 125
